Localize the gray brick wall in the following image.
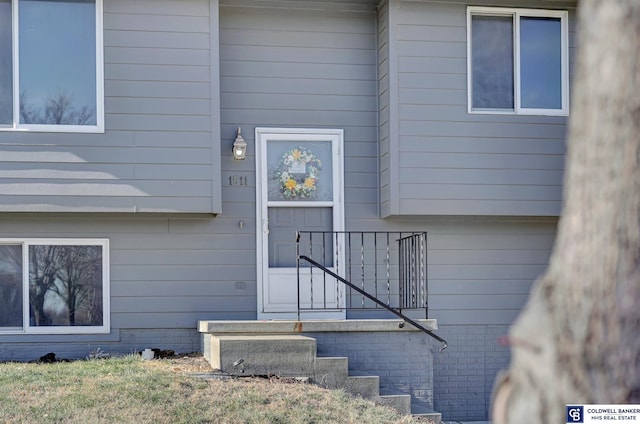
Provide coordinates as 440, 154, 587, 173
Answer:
433, 324, 510, 421
305, 331, 436, 408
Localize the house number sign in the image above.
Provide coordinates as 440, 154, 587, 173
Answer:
229, 175, 248, 186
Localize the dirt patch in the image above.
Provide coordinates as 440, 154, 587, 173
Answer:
143, 352, 214, 374
150, 355, 310, 383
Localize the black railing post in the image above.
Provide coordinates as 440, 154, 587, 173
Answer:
386, 232, 391, 307
423, 232, 428, 319
360, 232, 365, 308
296, 231, 301, 321
399, 233, 404, 312
347, 232, 352, 309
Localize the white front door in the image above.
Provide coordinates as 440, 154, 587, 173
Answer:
256, 128, 345, 320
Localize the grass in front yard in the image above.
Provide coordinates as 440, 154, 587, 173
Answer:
0, 355, 430, 424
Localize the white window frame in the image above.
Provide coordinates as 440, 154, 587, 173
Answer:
1, 0, 104, 133
467, 6, 569, 116
0, 238, 110, 335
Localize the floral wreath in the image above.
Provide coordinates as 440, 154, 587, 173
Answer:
275, 147, 322, 200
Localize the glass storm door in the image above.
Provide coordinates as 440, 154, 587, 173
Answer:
256, 128, 345, 319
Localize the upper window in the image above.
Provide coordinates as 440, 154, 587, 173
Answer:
0, 0, 104, 132
0, 239, 109, 334
467, 7, 569, 116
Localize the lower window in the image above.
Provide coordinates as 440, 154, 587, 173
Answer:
0, 239, 109, 334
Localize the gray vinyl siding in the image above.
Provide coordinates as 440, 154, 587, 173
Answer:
0, 0, 221, 213
0, 0, 563, 335
426, 219, 555, 324
219, 0, 380, 225
0, 214, 554, 351
345, 217, 555, 325
217, 0, 557, 327
0, 213, 256, 339
380, 0, 576, 217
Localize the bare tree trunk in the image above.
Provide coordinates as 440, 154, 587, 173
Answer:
492, 1, 640, 423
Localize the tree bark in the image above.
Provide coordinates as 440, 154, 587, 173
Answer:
492, 1, 640, 423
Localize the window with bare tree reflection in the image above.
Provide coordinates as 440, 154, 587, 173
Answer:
0, 240, 109, 334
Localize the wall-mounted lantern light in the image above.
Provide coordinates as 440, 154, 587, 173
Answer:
232, 127, 247, 160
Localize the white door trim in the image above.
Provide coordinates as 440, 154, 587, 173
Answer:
255, 127, 345, 320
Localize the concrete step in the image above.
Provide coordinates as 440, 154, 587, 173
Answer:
412, 403, 442, 423
203, 332, 443, 421
344, 375, 380, 398
203, 334, 316, 377
314, 357, 349, 389
316, 358, 416, 416
376, 394, 412, 415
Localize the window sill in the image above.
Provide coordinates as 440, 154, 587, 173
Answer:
0, 124, 105, 134
468, 109, 569, 117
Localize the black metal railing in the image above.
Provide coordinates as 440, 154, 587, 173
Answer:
295, 231, 447, 352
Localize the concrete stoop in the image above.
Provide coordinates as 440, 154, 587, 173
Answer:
202, 334, 441, 423
205, 334, 316, 377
